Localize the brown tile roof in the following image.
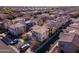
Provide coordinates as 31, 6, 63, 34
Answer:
59, 32, 79, 47
69, 23, 79, 29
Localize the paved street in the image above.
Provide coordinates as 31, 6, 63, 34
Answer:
0, 40, 17, 53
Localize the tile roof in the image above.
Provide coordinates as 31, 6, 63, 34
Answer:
59, 32, 79, 47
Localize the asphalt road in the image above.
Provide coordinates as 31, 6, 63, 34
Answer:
0, 40, 17, 53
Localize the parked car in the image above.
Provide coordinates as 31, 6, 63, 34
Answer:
20, 43, 30, 53
1, 37, 18, 45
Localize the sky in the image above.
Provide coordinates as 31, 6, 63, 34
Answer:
0, 0, 79, 6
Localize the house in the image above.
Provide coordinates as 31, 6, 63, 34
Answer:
63, 27, 77, 33
69, 23, 79, 29
0, 14, 10, 20
71, 17, 79, 23
36, 14, 53, 26
25, 20, 36, 31
54, 16, 69, 25
11, 12, 23, 18
59, 32, 79, 53
22, 14, 33, 20
12, 17, 26, 24
63, 23, 79, 35
45, 19, 62, 32
2, 19, 13, 29
69, 11, 79, 18
29, 36, 41, 51
0, 33, 6, 39
31, 25, 49, 42
45, 15, 70, 30
0, 22, 3, 31
8, 23, 26, 36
